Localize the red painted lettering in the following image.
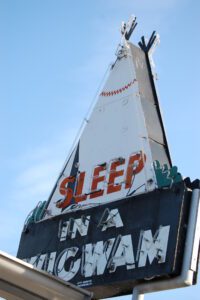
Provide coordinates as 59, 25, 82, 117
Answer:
74, 172, 87, 203
125, 152, 146, 189
57, 176, 75, 208
90, 165, 106, 199
107, 159, 125, 194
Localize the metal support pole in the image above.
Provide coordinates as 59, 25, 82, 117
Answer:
132, 288, 144, 300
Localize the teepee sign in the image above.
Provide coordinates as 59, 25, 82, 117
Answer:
17, 17, 200, 299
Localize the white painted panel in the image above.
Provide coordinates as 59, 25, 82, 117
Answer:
45, 43, 157, 217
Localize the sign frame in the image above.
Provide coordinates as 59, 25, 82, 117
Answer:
132, 188, 200, 300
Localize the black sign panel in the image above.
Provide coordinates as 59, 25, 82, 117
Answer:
17, 182, 191, 299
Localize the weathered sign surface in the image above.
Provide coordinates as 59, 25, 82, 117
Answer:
40, 35, 172, 220
17, 19, 200, 299
17, 182, 191, 298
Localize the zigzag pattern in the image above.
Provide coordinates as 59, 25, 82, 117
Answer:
100, 79, 136, 97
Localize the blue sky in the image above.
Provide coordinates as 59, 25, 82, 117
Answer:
0, 0, 200, 299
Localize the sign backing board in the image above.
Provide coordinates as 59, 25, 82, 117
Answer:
42, 39, 171, 220
17, 182, 191, 299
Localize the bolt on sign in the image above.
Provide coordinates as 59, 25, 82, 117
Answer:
17, 16, 200, 299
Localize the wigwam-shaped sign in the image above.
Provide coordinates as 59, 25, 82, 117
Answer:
17, 16, 200, 299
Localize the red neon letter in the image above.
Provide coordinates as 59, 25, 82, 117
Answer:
57, 176, 75, 209
125, 152, 146, 189
74, 172, 87, 203
107, 159, 125, 194
90, 165, 106, 199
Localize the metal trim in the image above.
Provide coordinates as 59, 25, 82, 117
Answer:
132, 189, 200, 300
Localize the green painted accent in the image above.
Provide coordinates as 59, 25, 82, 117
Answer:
153, 161, 182, 188
25, 201, 47, 228
34, 201, 47, 222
